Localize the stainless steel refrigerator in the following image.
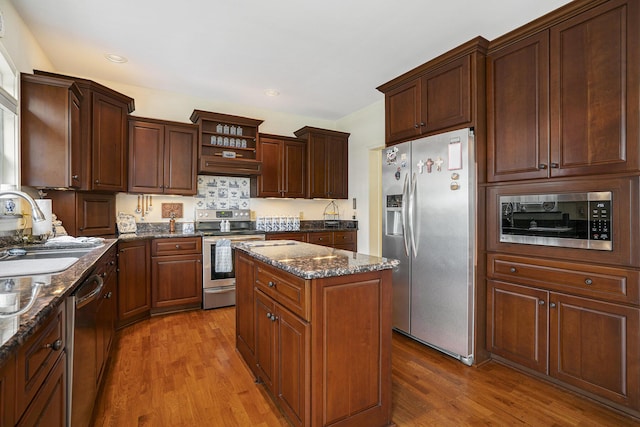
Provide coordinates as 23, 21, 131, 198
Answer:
382, 128, 475, 365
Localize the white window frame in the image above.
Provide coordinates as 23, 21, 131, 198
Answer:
0, 40, 18, 189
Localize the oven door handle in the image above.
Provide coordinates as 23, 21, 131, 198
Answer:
204, 286, 236, 294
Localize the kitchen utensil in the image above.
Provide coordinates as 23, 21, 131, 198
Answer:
136, 195, 141, 214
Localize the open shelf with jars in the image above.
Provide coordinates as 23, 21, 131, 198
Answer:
190, 110, 264, 176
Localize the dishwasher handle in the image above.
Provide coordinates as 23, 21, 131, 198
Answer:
75, 274, 104, 309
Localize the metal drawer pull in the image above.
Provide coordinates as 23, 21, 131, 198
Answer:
45, 339, 63, 351
549, 302, 556, 308
584, 278, 593, 285
268, 281, 276, 287
175, 244, 181, 249
538, 300, 545, 305
509, 267, 517, 273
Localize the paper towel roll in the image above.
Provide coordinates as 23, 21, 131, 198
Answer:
32, 199, 52, 236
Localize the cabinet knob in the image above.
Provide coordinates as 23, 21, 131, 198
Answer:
550, 302, 557, 308
102, 271, 107, 278
268, 281, 276, 288
538, 164, 548, 170
584, 278, 593, 285
45, 339, 63, 351
72, 175, 79, 180
550, 163, 559, 168
538, 300, 545, 305
175, 244, 181, 249
266, 312, 272, 319
419, 122, 425, 127
509, 267, 517, 273
414, 124, 420, 129
95, 179, 100, 184
105, 291, 113, 299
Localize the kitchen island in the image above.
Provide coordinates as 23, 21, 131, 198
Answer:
233, 241, 399, 427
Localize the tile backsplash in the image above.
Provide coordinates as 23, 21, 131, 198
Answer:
195, 175, 251, 210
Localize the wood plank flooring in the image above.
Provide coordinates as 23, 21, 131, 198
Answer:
93, 308, 640, 426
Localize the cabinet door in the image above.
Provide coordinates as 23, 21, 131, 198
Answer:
276, 304, 309, 427
17, 353, 66, 427
487, 280, 548, 373
255, 290, 277, 394
326, 135, 348, 199
0, 359, 15, 427
550, 0, 640, 177
91, 91, 128, 191
77, 192, 116, 236
549, 292, 640, 409
384, 78, 422, 144
128, 119, 164, 194
235, 253, 258, 376
487, 31, 550, 182
117, 240, 150, 326
421, 55, 471, 133
151, 255, 202, 308
307, 133, 328, 199
257, 137, 283, 197
283, 140, 306, 198
164, 124, 198, 195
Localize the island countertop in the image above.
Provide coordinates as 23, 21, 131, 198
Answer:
233, 240, 399, 279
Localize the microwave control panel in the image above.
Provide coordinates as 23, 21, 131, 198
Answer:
589, 200, 611, 241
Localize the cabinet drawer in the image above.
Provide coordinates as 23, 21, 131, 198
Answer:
333, 231, 356, 244
307, 232, 333, 246
152, 237, 202, 256
16, 302, 66, 418
96, 246, 117, 277
266, 232, 307, 242
488, 254, 640, 305
256, 263, 310, 320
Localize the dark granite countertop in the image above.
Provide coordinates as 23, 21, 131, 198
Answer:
0, 240, 116, 365
234, 240, 399, 280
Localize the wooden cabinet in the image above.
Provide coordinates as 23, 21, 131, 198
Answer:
255, 289, 310, 427
34, 70, 135, 192
190, 110, 263, 176
47, 190, 116, 237
96, 246, 118, 387
235, 251, 258, 377
117, 239, 151, 328
236, 251, 393, 427
151, 237, 202, 312
257, 134, 306, 198
293, 127, 350, 199
16, 301, 66, 426
20, 73, 83, 189
0, 358, 15, 427
377, 37, 488, 146
487, 253, 640, 413
487, 0, 640, 182
268, 230, 357, 252
128, 117, 198, 195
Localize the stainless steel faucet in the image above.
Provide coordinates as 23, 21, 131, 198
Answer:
0, 190, 46, 222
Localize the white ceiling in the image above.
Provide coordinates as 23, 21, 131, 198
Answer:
10, 0, 572, 121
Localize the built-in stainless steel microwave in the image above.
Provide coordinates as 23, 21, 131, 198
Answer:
500, 192, 612, 251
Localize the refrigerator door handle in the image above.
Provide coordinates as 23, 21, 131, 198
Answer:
401, 172, 411, 257
409, 172, 419, 257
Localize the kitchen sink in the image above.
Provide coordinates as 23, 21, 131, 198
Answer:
0, 247, 96, 278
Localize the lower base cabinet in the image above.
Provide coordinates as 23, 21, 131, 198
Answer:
151, 237, 202, 312
487, 254, 640, 416
236, 251, 393, 427
117, 240, 151, 328
267, 230, 357, 252
17, 353, 67, 427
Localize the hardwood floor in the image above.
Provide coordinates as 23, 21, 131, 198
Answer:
93, 308, 640, 426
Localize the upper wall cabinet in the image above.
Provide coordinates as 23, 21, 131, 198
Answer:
377, 37, 488, 146
487, 0, 640, 182
257, 134, 306, 198
294, 127, 349, 199
21, 73, 83, 189
190, 110, 263, 177
34, 70, 135, 192
128, 117, 198, 195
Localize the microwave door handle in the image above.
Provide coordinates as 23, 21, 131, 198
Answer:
401, 173, 410, 257
409, 172, 418, 257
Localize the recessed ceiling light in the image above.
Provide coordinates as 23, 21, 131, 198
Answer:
264, 89, 280, 97
105, 54, 128, 64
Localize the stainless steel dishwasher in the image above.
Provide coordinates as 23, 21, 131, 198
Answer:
66, 273, 103, 427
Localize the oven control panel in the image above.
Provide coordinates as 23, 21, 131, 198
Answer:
589, 200, 611, 241
196, 209, 251, 221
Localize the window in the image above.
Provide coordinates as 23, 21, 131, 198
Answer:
0, 41, 18, 188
